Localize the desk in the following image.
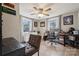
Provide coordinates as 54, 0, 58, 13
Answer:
2, 37, 26, 56
60, 34, 79, 48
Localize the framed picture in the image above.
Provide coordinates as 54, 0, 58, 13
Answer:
63, 15, 73, 25
40, 22, 45, 27
34, 22, 38, 27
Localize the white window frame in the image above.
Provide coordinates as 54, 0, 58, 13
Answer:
47, 16, 60, 31
21, 16, 32, 33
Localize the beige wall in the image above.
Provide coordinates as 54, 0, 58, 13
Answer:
2, 4, 21, 42
33, 11, 79, 34
78, 11, 79, 29
61, 11, 79, 32
32, 20, 39, 32
39, 19, 48, 36
32, 19, 48, 36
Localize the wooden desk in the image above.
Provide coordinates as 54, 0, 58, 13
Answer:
2, 37, 26, 56
60, 34, 79, 47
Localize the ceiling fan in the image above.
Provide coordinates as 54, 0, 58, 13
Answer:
30, 7, 52, 16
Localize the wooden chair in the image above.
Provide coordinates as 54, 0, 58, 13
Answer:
25, 34, 41, 56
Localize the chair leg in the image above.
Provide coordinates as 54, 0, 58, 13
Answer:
51, 42, 53, 45
38, 51, 39, 56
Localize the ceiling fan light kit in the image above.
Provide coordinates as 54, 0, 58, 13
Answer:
38, 13, 45, 18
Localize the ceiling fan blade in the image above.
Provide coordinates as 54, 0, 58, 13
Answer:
33, 7, 44, 11
38, 8, 43, 11
43, 13, 49, 16
45, 8, 51, 11
33, 7, 38, 10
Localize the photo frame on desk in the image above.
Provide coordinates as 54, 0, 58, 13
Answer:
63, 15, 73, 25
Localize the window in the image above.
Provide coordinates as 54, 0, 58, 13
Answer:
21, 16, 32, 32
48, 16, 60, 30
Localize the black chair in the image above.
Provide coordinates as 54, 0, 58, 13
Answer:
25, 34, 41, 56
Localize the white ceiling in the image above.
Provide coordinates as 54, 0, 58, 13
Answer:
19, 3, 79, 19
